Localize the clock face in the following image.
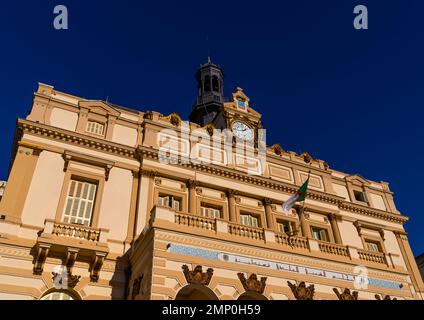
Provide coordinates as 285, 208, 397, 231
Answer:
232, 121, 254, 141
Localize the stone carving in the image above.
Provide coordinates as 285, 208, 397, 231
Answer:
333, 288, 359, 300
160, 112, 182, 127
272, 144, 283, 156
52, 272, 81, 289
287, 281, 315, 300
237, 273, 267, 294
143, 111, 153, 120
205, 124, 215, 136
302, 152, 313, 164
182, 265, 214, 286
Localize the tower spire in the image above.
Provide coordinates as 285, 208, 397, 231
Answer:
189, 59, 225, 126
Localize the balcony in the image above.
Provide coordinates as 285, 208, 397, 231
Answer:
228, 223, 265, 241
275, 232, 309, 250
175, 212, 216, 231
357, 249, 388, 265
317, 240, 350, 258
149, 206, 401, 272
33, 219, 110, 281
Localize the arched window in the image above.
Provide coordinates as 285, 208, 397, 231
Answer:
40, 290, 79, 300
212, 76, 220, 92
204, 76, 211, 92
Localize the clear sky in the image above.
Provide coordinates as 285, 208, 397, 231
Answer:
0, 1, 423, 255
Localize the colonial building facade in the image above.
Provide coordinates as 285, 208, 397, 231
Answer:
0, 61, 423, 300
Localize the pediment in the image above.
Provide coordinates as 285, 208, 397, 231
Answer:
79, 100, 121, 117
345, 174, 370, 186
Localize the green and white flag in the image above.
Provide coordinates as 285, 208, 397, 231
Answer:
282, 178, 309, 214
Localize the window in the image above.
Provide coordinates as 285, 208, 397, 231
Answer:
212, 76, 220, 92
354, 190, 368, 203
158, 195, 181, 211
240, 214, 259, 228
86, 121, 105, 136
204, 75, 211, 92
365, 240, 381, 252
201, 205, 221, 219
311, 227, 328, 241
277, 220, 294, 234
63, 180, 97, 226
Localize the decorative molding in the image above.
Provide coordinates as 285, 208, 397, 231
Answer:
33, 244, 50, 275
333, 288, 358, 300
237, 273, 267, 294
62, 150, 115, 181
90, 253, 106, 282
19, 119, 135, 158
182, 265, 213, 286
287, 281, 315, 300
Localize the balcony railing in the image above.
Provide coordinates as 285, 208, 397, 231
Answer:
228, 223, 265, 241
357, 249, 387, 265
317, 240, 350, 258
275, 233, 309, 250
51, 222, 101, 242
175, 212, 216, 231
150, 206, 397, 270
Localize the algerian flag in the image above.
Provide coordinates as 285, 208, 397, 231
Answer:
282, 178, 309, 215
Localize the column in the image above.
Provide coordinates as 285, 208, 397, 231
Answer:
298, 208, 311, 238
187, 180, 197, 215
328, 213, 342, 244
227, 190, 237, 223
125, 170, 140, 245
263, 198, 275, 230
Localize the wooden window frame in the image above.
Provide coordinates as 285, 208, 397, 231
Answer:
86, 120, 106, 137
200, 202, 223, 219
239, 211, 261, 228
55, 168, 105, 228
196, 194, 228, 220
153, 187, 187, 213
309, 223, 334, 242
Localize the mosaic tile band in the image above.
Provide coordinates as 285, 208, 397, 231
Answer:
168, 243, 403, 290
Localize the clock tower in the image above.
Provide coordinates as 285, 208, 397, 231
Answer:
189, 57, 225, 127
189, 60, 263, 143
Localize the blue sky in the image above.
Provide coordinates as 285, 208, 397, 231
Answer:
0, 1, 423, 255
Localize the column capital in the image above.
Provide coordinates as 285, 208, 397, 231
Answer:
187, 180, 198, 189
227, 189, 237, 197
263, 198, 273, 206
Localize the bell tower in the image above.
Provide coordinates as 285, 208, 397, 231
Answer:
189, 58, 225, 126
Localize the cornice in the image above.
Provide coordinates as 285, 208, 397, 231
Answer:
16, 120, 409, 225
18, 119, 136, 159
137, 147, 409, 225
339, 202, 408, 224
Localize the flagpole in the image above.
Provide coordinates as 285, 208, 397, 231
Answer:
299, 169, 311, 233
